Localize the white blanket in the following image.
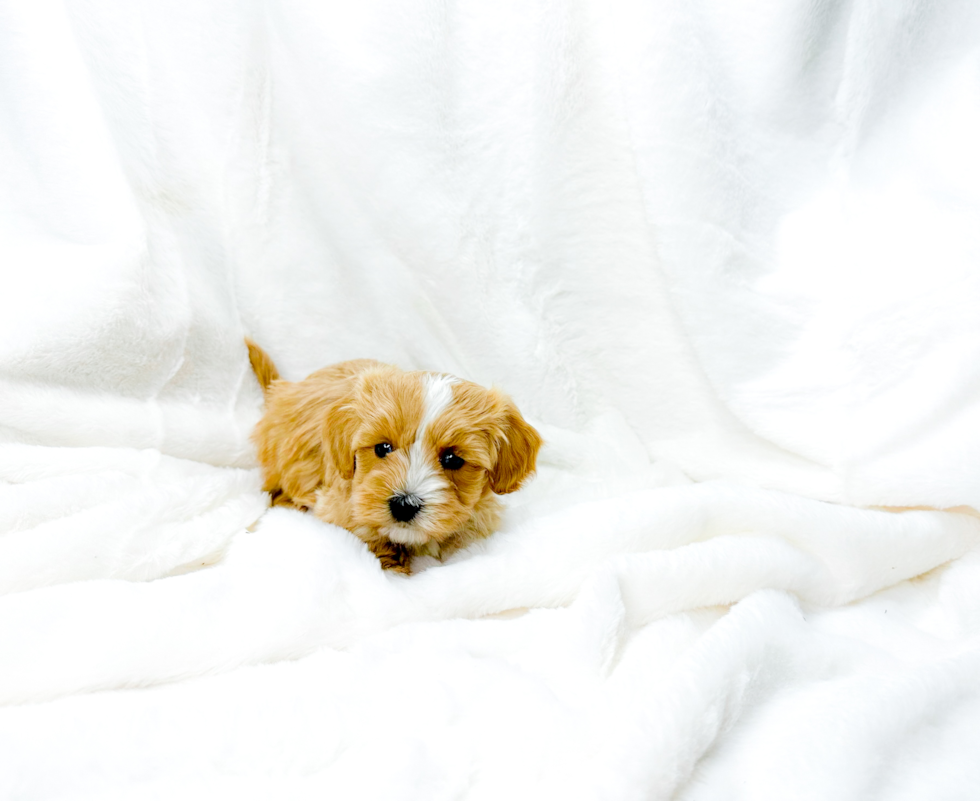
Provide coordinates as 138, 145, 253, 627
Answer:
2, 1, 980, 798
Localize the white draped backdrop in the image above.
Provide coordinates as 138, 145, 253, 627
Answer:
2, 1, 979, 798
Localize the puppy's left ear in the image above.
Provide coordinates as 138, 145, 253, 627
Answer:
489, 398, 543, 495
322, 396, 359, 480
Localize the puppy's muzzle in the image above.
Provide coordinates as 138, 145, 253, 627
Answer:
389, 494, 423, 523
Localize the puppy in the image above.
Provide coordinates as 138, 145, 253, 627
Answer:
246, 339, 542, 573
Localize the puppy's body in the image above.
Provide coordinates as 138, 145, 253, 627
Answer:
247, 340, 541, 572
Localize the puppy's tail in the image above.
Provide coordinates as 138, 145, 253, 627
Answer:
245, 338, 281, 395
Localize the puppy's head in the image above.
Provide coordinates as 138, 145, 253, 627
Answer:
324, 366, 541, 547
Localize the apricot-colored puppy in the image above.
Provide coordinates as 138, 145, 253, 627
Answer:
246, 340, 542, 573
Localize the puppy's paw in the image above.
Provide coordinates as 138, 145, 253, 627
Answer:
369, 539, 412, 574
268, 488, 309, 511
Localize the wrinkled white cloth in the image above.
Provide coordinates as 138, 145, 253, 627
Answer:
2, 1, 980, 798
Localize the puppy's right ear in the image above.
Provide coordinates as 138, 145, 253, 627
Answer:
321, 395, 359, 480
488, 397, 543, 495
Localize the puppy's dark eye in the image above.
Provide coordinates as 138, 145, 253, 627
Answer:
440, 448, 465, 470
374, 443, 393, 458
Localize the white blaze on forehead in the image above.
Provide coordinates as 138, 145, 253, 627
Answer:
401, 374, 457, 500
419, 374, 456, 429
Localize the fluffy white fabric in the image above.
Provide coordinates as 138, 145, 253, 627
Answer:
2, 1, 979, 798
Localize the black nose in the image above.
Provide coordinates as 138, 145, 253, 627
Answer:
389, 495, 422, 523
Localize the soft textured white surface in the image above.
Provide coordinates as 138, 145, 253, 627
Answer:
3, 1, 980, 798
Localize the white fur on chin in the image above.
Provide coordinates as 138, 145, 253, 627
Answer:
382, 524, 433, 546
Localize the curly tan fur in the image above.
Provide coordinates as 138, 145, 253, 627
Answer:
246, 340, 542, 573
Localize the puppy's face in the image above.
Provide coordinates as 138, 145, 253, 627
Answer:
324, 367, 540, 547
